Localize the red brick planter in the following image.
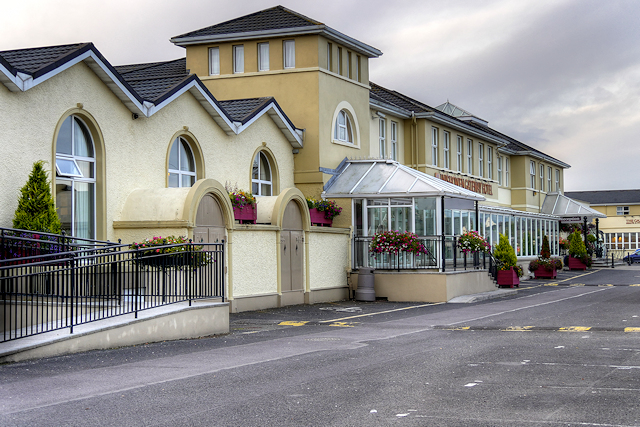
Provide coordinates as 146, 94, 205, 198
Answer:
568, 256, 587, 271
233, 205, 257, 224
309, 208, 332, 227
533, 268, 557, 279
497, 267, 520, 288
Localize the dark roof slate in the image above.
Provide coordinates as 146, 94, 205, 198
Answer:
369, 82, 433, 114
564, 190, 640, 205
219, 97, 275, 123
0, 43, 90, 76
115, 58, 191, 102
173, 6, 321, 40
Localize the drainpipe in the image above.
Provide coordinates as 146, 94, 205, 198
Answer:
441, 196, 446, 272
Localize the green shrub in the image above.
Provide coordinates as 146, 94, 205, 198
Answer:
13, 161, 61, 234
494, 233, 520, 275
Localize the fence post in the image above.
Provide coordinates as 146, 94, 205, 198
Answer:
134, 247, 139, 319
612, 253, 615, 269
69, 253, 75, 334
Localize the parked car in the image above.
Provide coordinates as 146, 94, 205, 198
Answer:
623, 249, 640, 264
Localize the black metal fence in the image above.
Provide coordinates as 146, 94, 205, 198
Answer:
1, 233, 225, 343
353, 235, 493, 273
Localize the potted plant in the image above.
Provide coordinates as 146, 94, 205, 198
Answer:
457, 230, 491, 254
228, 188, 257, 224
567, 230, 591, 270
494, 233, 521, 288
529, 235, 563, 279
306, 197, 342, 227
369, 230, 430, 256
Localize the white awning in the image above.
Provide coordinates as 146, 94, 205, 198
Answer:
541, 192, 606, 221
322, 159, 485, 201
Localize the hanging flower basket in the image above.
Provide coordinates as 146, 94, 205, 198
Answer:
309, 208, 332, 227
233, 204, 257, 224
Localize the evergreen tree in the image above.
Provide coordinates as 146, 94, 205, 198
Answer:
568, 230, 587, 259
13, 161, 61, 233
540, 235, 551, 259
494, 233, 518, 269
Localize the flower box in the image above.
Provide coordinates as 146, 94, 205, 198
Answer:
233, 205, 257, 224
497, 267, 519, 288
533, 267, 557, 279
568, 256, 587, 271
309, 208, 332, 227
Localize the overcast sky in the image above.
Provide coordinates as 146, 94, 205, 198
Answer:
3, 0, 639, 191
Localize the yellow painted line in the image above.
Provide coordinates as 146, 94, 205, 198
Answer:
328, 322, 357, 328
445, 326, 471, 331
318, 302, 445, 323
279, 321, 309, 326
555, 270, 598, 283
569, 283, 585, 287
544, 283, 559, 287
502, 326, 535, 331
559, 326, 592, 332
598, 284, 613, 287
631, 284, 640, 287
624, 327, 640, 332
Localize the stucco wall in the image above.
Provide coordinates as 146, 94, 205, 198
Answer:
308, 228, 350, 290
231, 228, 278, 297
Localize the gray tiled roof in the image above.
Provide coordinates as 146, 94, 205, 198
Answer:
218, 97, 275, 123
173, 6, 321, 40
564, 190, 640, 205
370, 82, 433, 114
0, 43, 90, 76
115, 58, 190, 102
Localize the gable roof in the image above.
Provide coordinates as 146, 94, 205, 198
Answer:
171, 5, 382, 58
564, 190, 640, 205
369, 82, 569, 168
0, 43, 303, 146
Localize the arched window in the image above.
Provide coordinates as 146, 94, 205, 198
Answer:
55, 115, 96, 240
168, 137, 196, 187
334, 110, 354, 143
252, 151, 272, 196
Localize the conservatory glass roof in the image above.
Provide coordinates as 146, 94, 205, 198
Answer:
322, 159, 485, 201
541, 192, 606, 219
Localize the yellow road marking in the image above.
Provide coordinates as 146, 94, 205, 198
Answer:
318, 302, 445, 323
569, 283, 585, 287
631, 284, 640, 287
625, 327, 640, 332
502, 326, 535, 331
445, 326, 471, 331
555, 270, 599, 283
328, 322, 356, 328
598, 284, 613, 287
279, 321, 309, 326
544, 283, 558, 286
559, 326, 592, 332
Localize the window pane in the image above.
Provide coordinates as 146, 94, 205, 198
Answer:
391, 207, 411, 233
56, 180, 72, 234
179, 140, 194, 172
182, 174, 195, 188
252, 182, 259, 194
258, 43, 269, 71
74, 181, 94, 240
168, 173, 179, 188
56, 158, 82, 177
76, 160, 94, 178
259, 153, 271, 180
209, 47, 220, 75
261, 183, 271, 196
283, 40, 295, 68
169, 140, 179, 170
367, 207, 388, 235
234, 45, 244, 73
56, 116, 73, 155
73, 118, 93, 157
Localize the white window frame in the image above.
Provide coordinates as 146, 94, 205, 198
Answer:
168, 137, 196, 188
617, 206, 630, 216
258, 42, 269, 71
497, 156, 503, 185
431, 127, 438, 166
478, 143, 484, 178
252, 151, 273, 196
487, 146, 492, 180
555, 169, 560, 191
547, 166, 552, 193
467, 139, 473, 175
379, 118, 386, 158
347, 51, 352, 79
540, 163, 544, 192
456, 136, 462, 172
443, 131, 450, 170
530, 161, 536, 189
327, 43, 333, 71
233, 45, 244, 74
338, 47, 343, 74
505, 158, 510, 187
283, 40, 295, 69
208, 47, 220, 75
390, 121, 398, 161
334, 109, 354, 144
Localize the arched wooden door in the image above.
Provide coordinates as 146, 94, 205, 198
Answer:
281, 201, 304, 293
194, 193, 226, 244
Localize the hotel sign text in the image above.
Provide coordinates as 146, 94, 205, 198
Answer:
435, 173, 493, 196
